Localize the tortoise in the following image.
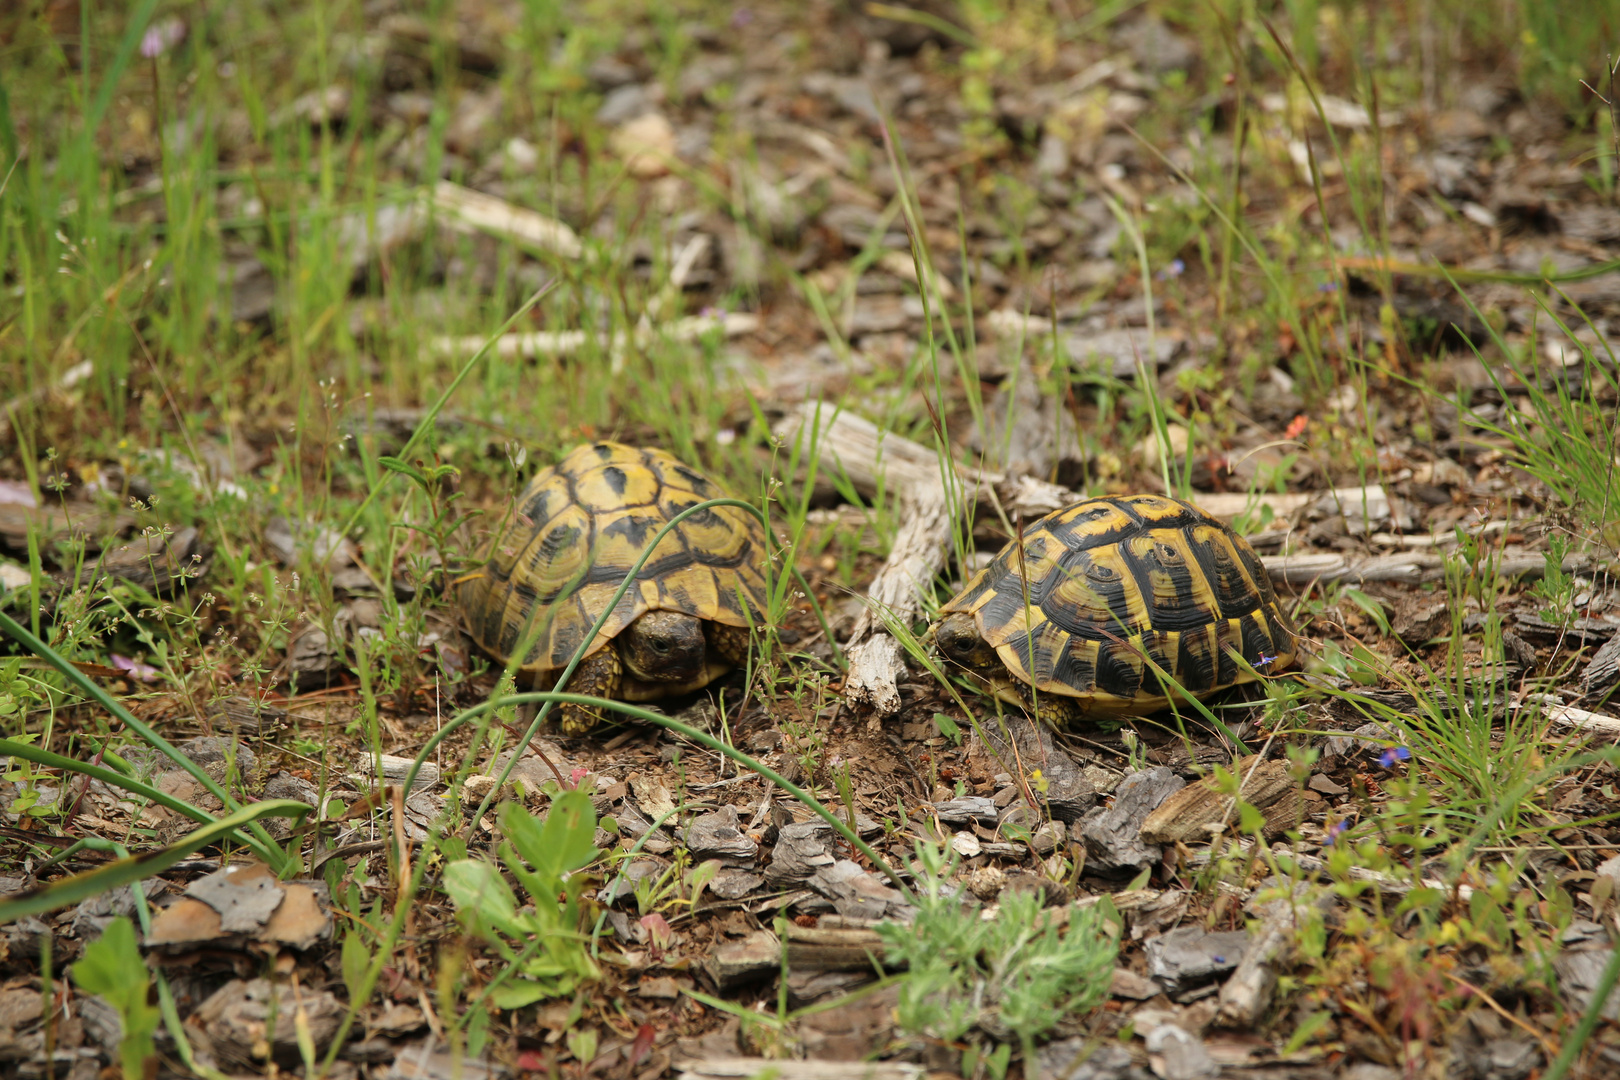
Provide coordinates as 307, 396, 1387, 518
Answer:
457, 441, 770, 734
931, 494, 1297, 727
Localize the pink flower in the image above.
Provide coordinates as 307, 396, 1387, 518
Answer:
141, 16, 186, 59
109, 654, 161, 683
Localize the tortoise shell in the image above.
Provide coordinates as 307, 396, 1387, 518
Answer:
938, 494, 1297, 717
458, 442, 770, 675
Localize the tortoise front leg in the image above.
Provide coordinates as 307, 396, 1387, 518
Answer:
1030, 688, 1088, 730
706, 622, 754, 671
555, 646, 622, 735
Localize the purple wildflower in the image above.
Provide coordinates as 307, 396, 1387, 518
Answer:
1156, 259, 1185, 281
141, 16, 186, 59
1378, 746, 1412, 769
109, 654, 161, 683
1323, 819, 1350, 847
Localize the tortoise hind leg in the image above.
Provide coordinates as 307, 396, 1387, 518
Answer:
706, 622, 754, 670
555, 647, 622, 735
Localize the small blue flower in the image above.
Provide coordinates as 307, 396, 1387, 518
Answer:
1317, 280, 1340, 293
1255, 653, 1276, 670
1324, 819, 1350, 847
1378, 746, 1412, 769
1155, 259, 1185, 282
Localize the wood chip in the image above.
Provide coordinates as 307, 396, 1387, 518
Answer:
1138, 756, 1302, 845
1079, 766, 1184, 872
706, 929, 780, 991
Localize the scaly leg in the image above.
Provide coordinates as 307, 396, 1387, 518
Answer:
706, 622, 754, 671
1029, 687, 1088, 730
555, 646, 622, 735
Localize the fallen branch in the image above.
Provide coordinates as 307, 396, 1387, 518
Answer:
430, 180, 583, 260
428, 311, 759, 360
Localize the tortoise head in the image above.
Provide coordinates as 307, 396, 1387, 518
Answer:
934, 612, 1003, 676
621, 609, 709, 683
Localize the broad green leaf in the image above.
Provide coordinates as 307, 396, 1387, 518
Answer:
505, 792, 598, 887
442, 860, 528, 938
342, 933, 370, 1004
466, 1005, 490, 1056
488, 981, 551, 1010
72, 917, 160, 1080
1283, 1010, 1332, 1055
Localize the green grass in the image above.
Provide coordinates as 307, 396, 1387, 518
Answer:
4, 0, 1620, 1075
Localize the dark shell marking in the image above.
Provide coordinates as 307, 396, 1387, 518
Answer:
459, 442, 769, 674
938, 494, 1296, 720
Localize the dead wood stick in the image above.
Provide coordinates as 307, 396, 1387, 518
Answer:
783, 924, 892, 971
1262, 551, 1595, 586
774, 403, 1000, 716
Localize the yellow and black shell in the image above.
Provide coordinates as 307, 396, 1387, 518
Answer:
458, 442, 770, 675
938, 494, 1296, 718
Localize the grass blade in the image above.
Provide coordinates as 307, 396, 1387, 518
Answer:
0, 609, 287, 869
0, 798, 312, 924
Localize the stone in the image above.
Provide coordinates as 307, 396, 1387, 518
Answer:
1144, 927, 1250, 994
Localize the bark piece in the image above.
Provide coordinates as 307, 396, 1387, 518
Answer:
1144, 1022, 1220, 1080
1553, 948, 1620, 1021
969, 355, 1069, 481
430, 180, 582, 259
786, 969, 878, 1009
185, 862, 287, 934
843, 634, 910, 716
193, 979, 344, 1070
385, 1039, 505, 1080
796, 983, 900, 1063
90, 525, 212, 594
709, 869, 765, 900
1260, 550, 1591, 587
1035, 1040, 1149, 1080
1110, 968, 1162, 1001
1138, 757, 1302, 845
1216, 880, 1333, 1028
0, 501, 134, 557
784, 924, 889, 972
1392, 593, 1452, 645
684, 805, 759, 864
806, 859, 911, 921
931, 796, 999, 826
1584, 634, 1620, 694
976, 721, 1097, 823
706, 930, 781, 991
766, 821, 837, 886
1079, 767, 1184, 873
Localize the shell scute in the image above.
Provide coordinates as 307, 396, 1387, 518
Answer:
459, 442, 770, 675
938, 494, 1297, 719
